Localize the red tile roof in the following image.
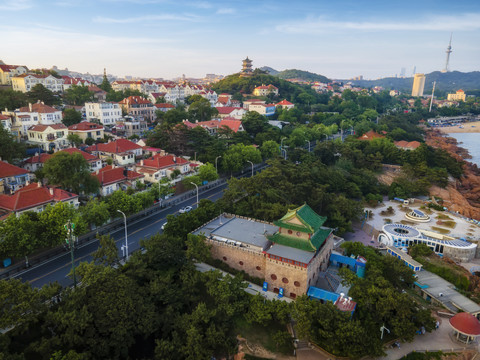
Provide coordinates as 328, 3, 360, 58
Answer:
276, 99, 294, 106
254, 84, 278, 90
19, 103, 59, 114
0, 160, 29, 178
118, 96, 153, 106
0, 182, 77, 212
60, 147, 98, 161
24, 153, 52, 164
358, 130, 385, 141
450, 312, 480, 336
88, 85, 105, 93
215, 107, 243, 115
219, 119, 243, 133
0, 114, 10, 120
154, 103, 175, 108
29, 124, 67, 132
394, 140, 421, 150
68, 122, 104, 131
142, 154, 189, 169
86, 139, 141, 154
94, 165, 143, 186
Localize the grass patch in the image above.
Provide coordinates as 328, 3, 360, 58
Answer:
384, 218, 392, 224
436, 214, 452, 220
436, 220, 456, 229
234, 317, 294, 355
431, 226, 450, 234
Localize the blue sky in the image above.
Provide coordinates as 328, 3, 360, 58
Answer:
1, 0, 479, 80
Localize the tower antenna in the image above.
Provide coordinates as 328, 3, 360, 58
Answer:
442, 33, 453, 73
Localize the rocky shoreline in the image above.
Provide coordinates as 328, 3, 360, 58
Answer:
425, 129, 480, 220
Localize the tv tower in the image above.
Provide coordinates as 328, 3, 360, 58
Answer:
442, 33, 453, 73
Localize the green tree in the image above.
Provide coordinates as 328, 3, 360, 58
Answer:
80, 198, 110, 230
64, 85, 94, 106
92, 234, 119, 266
67, 133, 83, 147
260, 140, 280, 159
99, 72, 112, 92
84, 137, 95, 146
198, 162, 218, 182
43, 152, 99, 194
0, 122, 25, 162
222, 143, 262, 174
62, 108, 82, 127
0, 88, 27, 110
187, 97, 218, 122
26, 84, 60, 105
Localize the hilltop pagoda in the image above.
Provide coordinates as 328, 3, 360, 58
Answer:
240, 57, 253, 77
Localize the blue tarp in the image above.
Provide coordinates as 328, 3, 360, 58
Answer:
330, 253, 357, 267
307, 286, 339, 303
414, 281, 429, 289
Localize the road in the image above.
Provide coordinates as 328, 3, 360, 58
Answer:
13, 182, 227, 288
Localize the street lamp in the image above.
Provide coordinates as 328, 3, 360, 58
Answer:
64, 220, 77, 287
117, 210, 129, 261
305, 139, 311, 152
215, 155, 222, 173
247, 160, 254, 177
190, 182, 199, 208
280, 137, 287, 160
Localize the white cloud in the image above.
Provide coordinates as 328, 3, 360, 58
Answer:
216, 8, 235, 15
191, 1, 212, 9
0, 0, 33, 11
275, 13, 480, 34
93, 13, 200, 23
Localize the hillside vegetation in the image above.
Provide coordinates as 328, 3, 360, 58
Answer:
276, 69, 330, 83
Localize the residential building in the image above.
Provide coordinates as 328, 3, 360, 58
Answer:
68, 121, 104, 142
11, 74, 64, 93
93, 165, 144, 196
148, 93, 167, 104
215, 107, 246, 119
248, 103, 276, 116
276, 99, 295, 110
394, 140, 421, 150
0, 160, 32, 194
116, 117, 148, 138
243, 99, 264, 110
0, 114, 12, 133
253, 84, 279, 97
447, 89, 466, 102
60, 148, 103, 172
216, 93, 232, 107
192, 204, 334, 299
85, 102, 122, 126
2, 102, 63, 139
358, 130, 385, 141
182, 118, 244, 135
154, 103, 175, 112
27, 124, 68, 151
62, 76, 91, 90
118, 96, 156, 122
23, 153, 52, 172
0, 182, 79, 217
85, 139, 142, 166
200, 90, 218, 105
0, 64, 28, 85
411, 73, 426, 97
88, 85, 107, 102
136, 154, 191, 183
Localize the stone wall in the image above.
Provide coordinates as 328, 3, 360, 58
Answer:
443, 245, 477, 262
208, 240, 266, 279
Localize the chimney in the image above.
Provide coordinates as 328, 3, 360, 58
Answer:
49, 187, 54, 196
29, 103, 32, 112
140, 159, 144, 166
37, 182, 41, 188
173, 156, 176, 163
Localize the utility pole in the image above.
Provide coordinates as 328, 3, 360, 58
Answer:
64, 220, 77, 288
429, 81, 436, 113
215, 155, 222, 173
247, 160, 254, 177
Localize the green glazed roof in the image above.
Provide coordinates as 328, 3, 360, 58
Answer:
267, 233, 316, 252
275, 204, 327, 233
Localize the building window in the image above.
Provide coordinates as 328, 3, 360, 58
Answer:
282, 277, 289, 284
222, 256, 227, 261
270, 274, 277, 280
290, 293, 297, 299
288, 230, 293, 234
256, 266, 261, 271
294, 281, 300, 287
239, 261, 243, 266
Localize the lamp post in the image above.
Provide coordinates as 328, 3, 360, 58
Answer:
190, 182, 199, 208
305, 139, 311, 152
64, 220, 77, 288
215, 155, 222, 173
117, 210, 129, 261
280, 137, 287, 160
247, 160, 254, 177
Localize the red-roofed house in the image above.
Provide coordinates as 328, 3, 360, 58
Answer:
276, 99, 295, 110
243, 99, 264, 110
248, 103, 276, 116
394, 140, 421, 151
0, 64, 28, 85
60, 148, 104, 172
68, 121, 104, 142
88, 85, 107, 102
358, 130, 385, 141
182, 119, 244, 135
85, 139, 142, 166
118, 96, 156, 122
0, 182, 79, 216
0, 114, 12, 133
214, 107, 246, 119
62, 76, 91, 90
0, 160, 32, 194
27, 124, 68, 151
447, 89, 466, 102
253, 84, 279, 97
136, 154, 191, 183
216, 94, 232, 107
154, 103, 175, 112
93, 165, 144, 196
23, 153, 52, 172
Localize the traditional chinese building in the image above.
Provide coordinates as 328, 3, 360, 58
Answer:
240, 57, 253, 77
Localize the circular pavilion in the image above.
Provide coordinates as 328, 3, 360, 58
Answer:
449, 312, 480, 344
405, 209, 430, 222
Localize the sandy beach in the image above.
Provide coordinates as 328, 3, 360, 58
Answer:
437, 121, 480, 133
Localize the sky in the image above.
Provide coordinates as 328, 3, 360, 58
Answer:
1, 0, 479, 80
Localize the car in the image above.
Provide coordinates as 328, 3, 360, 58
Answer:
161, 222, 167, 230
179, 206, 192, 214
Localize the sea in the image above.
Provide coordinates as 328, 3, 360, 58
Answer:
447, 133, 480, 166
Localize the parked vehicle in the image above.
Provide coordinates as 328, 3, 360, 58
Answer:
161, 222, 167, 230
179, 206, 192, 214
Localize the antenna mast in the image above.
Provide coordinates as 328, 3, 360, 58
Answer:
442, 33, 453, 73
429, 81, 436, 112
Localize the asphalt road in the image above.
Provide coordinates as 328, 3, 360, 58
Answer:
13, 182, 228, 288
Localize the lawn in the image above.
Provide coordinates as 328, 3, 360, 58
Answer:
431, 226, 450, 234
436, 220, 456, 229
436, 214, 453, 220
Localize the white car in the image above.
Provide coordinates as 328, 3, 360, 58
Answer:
161, 222, 167, 230
179, 206, 193, 214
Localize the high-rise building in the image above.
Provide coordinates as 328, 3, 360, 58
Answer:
411, 73, 426, 97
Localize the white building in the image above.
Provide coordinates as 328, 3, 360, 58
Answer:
11, 74, 64, 93
0, 64, 28, 85
85, 102, 123, 126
